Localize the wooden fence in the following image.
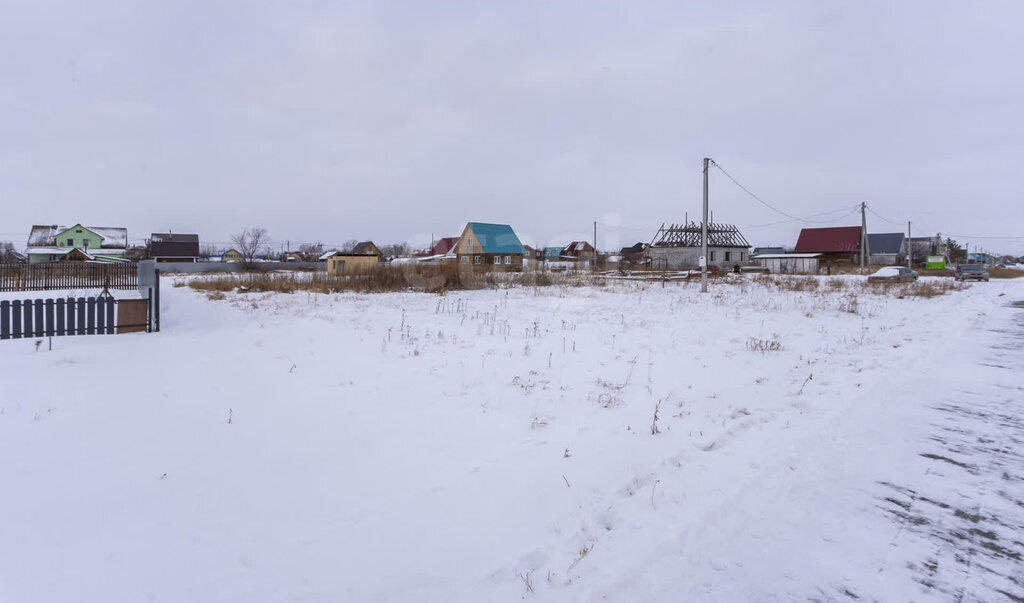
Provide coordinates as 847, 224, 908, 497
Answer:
0, 295, 154, 340
0, 263, 137, 292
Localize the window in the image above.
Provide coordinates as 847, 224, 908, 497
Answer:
493, 256, 500, 264
710, 251, 716, 261
504, 255, 511, 264
66, 238, 74, 247
474, 256, 480, 264
75, 229, 82, 233
468, 238, 474, 248
460, 255, 468, 263
83, 239, 90, 249
725, 252, 731, 261
740, 252, 745, 261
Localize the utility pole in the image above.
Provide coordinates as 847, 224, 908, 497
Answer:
859, 202, 867, 272
593, 220, 597, 269
701, 157, 710, 293
907, 221, 912, 269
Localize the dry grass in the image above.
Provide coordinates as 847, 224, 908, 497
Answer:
987, 266, 1024, 279
187, 264, 599, 296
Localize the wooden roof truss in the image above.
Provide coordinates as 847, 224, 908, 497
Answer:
654, 221, 750, 248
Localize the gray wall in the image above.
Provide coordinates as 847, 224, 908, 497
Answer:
151, 261, 326, 273
648, 247, 750, 270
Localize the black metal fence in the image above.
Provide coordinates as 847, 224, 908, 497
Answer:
0, 263, 138, 292
0, 266, 161, 342
0, 295, 155, 340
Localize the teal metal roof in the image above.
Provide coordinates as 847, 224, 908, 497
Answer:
467, 222, 524, 254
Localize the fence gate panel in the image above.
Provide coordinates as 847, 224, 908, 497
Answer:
0, 300, 9, 340
117, 299, 148, 334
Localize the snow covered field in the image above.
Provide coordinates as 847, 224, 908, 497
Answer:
1, 275, 1022, 602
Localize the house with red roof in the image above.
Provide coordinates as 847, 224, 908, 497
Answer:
793, 226, 863, 267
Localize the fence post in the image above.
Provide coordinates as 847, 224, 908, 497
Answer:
154, 269, 161, 332
44, 299, 55, 337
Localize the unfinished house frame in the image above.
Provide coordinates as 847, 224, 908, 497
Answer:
647, 221, 752, 270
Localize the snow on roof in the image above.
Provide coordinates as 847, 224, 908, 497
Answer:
27, 247, 126, 256
28, 224, 128, 249
151, 233, 199, 244
752, 253, 821, 259
319, 250, 341, 260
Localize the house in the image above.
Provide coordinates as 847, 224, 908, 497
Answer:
618, 242, 648, 265
793, 226, 862, 266
647, 221, 751, 270
429, 237, 460, 257
280, 251, 305, 262
867, 233, 905, 266
150, 233, 200, 263
522, 245, 543, 270
325, 253, 382, 275
751, 253, 822, 274
751, 246, 786, 257
453, 222, 525, 271
27, 224, 128, 263
561, 241, 596, 263
351, 241, 384, 259
221, 249, 244, 262
542, 247, 563, 261
908, 236, 945, 265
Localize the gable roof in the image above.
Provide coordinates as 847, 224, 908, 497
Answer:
867, 233, 904, 255
562, 241, 594, 255
466, 222, 524, 254
151, 233, 200, 258
29, 224, 128, 249
319, 250, 341, 260
351, 241, 382, 256
794, 226, 862, 253
430, 237, 459, 256
151, 233, 199, 244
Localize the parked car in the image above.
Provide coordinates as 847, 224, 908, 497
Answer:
954, 264, 990, 282
867, 266, 919, 283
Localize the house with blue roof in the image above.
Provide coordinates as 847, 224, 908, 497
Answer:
453, 222, 525, 271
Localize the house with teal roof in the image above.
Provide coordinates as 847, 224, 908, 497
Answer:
453, 222, 525, 271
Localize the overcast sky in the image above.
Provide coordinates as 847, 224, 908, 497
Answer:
2, 1, 1022, 254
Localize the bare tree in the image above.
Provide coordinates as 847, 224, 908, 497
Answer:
0, 241, 21, 263
199, 244, 219, 260
342, 239, 359, 253
232, 227, 269, 266
299, 242, 324, 258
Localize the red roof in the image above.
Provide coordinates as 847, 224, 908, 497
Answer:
794, 226, 862, 253
430, 237, 459, 256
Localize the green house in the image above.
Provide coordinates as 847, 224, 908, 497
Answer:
27, 223, 129, 263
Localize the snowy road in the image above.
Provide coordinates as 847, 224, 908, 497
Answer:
873, 301, 1024, 601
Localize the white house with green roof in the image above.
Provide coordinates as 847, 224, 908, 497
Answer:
26, 224, 129, 263
453, 222, 525, 272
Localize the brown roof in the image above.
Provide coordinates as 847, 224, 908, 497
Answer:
794, 226, 862, 253
430, 237, 459, 256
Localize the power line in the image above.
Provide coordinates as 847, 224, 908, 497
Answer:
865, 206, 905, 227
739, 205, 861, 230
711, 160, 863, 226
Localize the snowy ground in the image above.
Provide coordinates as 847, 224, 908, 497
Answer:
1, 275, 1022, 602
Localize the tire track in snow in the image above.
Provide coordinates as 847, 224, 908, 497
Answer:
875, 303, 1024, 602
